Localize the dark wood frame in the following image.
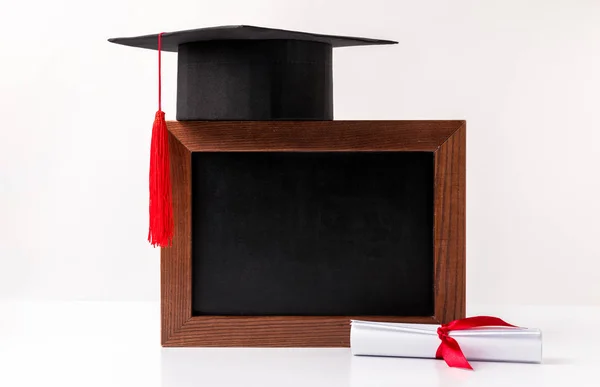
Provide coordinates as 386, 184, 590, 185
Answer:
162, 120, 466, 347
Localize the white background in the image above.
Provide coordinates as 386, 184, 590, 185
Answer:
1, 0, 599, 306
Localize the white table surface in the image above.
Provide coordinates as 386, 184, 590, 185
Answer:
0, 301, 598, 386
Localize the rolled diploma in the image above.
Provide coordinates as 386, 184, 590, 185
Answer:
350, 320, 542, 364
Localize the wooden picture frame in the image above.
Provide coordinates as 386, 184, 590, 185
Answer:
162, 120, 466, 347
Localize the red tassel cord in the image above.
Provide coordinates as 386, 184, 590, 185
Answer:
148, 32, 173, 247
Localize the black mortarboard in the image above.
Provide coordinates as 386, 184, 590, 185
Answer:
109, 25, 397, 121
108, 25, 397, 247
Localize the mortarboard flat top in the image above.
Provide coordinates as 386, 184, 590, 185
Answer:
109, 25, 397, 121
108, 25, 398, 52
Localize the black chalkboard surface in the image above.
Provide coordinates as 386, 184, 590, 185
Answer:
191, 152, 434, 316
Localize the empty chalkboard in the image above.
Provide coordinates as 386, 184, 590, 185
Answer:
191, 152, 434, 316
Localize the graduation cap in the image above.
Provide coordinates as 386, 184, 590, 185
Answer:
108, 25, 397, 246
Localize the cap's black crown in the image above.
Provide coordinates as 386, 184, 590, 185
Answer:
109, 25, 397, 121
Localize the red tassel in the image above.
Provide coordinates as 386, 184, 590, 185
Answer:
147, 32, 173, 247
148, 111, 173, 247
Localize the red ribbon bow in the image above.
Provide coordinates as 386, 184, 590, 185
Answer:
436, 316, 517, 370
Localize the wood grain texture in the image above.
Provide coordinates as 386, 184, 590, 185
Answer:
433, 122, 466, 323
167, 120, 460, 152
161, 131, 193, 346
161, 120, 466, 347
165, 316, 438, 347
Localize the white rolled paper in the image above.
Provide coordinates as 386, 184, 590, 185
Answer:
350, 320, 542, 364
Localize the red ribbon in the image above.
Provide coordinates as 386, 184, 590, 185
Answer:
436, 316, 517, 370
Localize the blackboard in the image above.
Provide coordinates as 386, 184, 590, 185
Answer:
191, 152, 434, 316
